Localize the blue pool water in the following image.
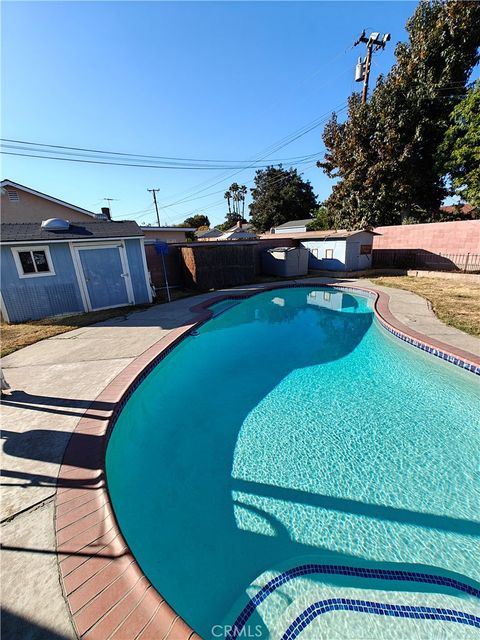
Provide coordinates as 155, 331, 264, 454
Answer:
106, 287, 480, 638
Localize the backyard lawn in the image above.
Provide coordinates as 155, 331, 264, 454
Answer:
372, 276, 480, 337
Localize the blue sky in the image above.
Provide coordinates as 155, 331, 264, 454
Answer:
2, 1, 421, 226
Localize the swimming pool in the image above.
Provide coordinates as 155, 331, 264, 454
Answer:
106, 287, 480, 638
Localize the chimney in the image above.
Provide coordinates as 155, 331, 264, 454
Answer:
101, 207, 111, 220
236, 219, 242, 229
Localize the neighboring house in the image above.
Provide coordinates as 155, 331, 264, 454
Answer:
1, 179, 107, 223
259, 229, 376, 271
195, 228, 224, 241
141, 226, 195, 243
225, 222, 254, 233
0, 219, 152, 323
217, 222, 257, 241
271, 219, 313, 234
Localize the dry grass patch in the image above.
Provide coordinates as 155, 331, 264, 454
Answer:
372, 276, 480, 337
0, 289, 196, 357
0, 305, 149, 357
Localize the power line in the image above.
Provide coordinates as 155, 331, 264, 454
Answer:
163, 162, 318, 226
0, 139, 321, 167
157, 103, 347, 210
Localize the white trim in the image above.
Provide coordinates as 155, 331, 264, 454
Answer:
68, 243, 89, 313
1, 235, 144, 246
71, 241, 123, 249
1, 180, 98, 218
119, 240, 135, 304
70, 246, 92, 310
0, 291, 10, 323
11, 245, 56, 279
139, 238, 153, 303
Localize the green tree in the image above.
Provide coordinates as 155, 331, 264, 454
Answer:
439, 81, 480, 207
318, 0, 480, 229
249, 166, 317, 232
182, 213, 210, 229
306, 206, 336, 231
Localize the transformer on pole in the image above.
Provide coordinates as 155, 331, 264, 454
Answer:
353, 30, 391, 103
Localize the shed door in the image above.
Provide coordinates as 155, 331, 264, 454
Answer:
77, 245, 131, 311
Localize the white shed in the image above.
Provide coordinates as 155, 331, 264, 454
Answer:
261, 230, 376, 271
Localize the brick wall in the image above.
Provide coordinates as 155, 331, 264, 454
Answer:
373, 220, 480, 254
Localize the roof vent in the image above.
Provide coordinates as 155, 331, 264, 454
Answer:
41, 218, 71, 231
6, 189, 19, 202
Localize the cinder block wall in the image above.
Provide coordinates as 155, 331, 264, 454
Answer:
373, 220, 480, 254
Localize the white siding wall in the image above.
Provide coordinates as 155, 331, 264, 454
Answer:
301, 239, 347, 270
345, 232, 374, 270
301, 233, 374, 271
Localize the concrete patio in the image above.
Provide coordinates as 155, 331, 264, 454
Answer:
1, 278, 479, 639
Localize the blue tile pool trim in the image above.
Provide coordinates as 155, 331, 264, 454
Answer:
281, 599, 480, 640
323, 285, 480, 376
226, 564, 480, 640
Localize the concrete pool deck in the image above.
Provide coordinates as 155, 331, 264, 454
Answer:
1, 278, 479, 639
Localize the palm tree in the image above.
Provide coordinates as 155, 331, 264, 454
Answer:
224, 190, 232, 214
230, 183, 240, 216
239, 185, 247, 217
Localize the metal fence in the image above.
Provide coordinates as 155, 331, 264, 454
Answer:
372, 250, 480, 273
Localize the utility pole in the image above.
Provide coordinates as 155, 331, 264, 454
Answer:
147, 188, 161, 226
354, 30, 391, 104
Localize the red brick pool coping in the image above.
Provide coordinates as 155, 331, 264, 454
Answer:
55, 283, 480, 640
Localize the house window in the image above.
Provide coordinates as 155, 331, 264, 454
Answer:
12, 246, 55, 278
360, 244, 372, 255
311, 248, 318, 258
325, 248, 334, 259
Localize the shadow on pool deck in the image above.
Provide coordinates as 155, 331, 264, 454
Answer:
1, 607, 72, 640
2, 391, 114, 419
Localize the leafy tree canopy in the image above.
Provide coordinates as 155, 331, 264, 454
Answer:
249, 166, 317, 232
318, 0, 480, 229
182, 213, 210, 229
438, 80, 480, 207
306, 206, 337, 231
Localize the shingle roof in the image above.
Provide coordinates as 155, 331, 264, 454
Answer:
195, 228, 224, 238
0, 220, 143, 244
274, 219, 313, 229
